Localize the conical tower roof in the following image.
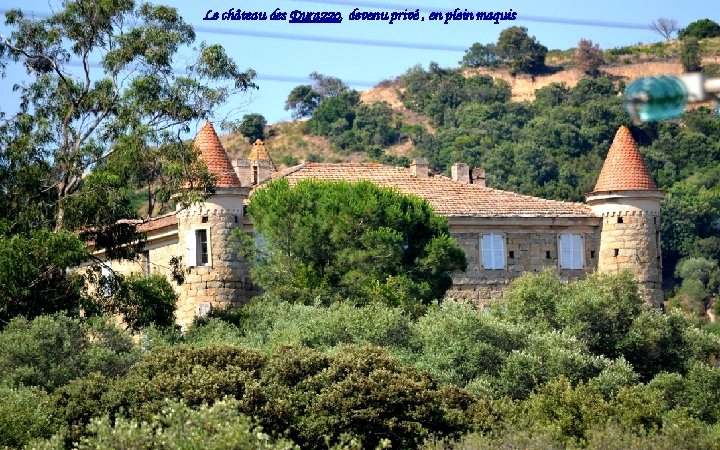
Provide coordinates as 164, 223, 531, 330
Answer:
592, 126, 657, 193
248, 139, 276, 171
193, 121, 242, 188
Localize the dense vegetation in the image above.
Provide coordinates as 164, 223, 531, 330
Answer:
2, 272, 720, 448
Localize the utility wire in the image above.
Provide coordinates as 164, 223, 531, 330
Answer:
62, 60, 379, 87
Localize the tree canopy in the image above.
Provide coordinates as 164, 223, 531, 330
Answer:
678, 18, 720, 39
236, 179, 467, 310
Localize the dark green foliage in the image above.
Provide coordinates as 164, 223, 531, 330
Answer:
238, 113, 267, 143
285, 85, 322, 118
239, 179, 467, 308
307, 90, 360, 136
678, 18, 720, 39
60, 344, 471, 449
460, 42, 499, 68
0, 314, 137, 391
400, 63, 511, 126
680, 37, 702, 72
0, 229, 87, 325
50, 372, 113, 445
105, 273, 178, 332
496, 26, 548, 75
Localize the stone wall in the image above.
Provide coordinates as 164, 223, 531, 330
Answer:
446, 230, 600, 304
596, 210, 663, 306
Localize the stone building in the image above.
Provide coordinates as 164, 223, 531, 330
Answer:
97, 123, 664, 327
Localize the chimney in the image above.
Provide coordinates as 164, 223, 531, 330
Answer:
451, 163, 470, 183
410, 158, 428, 178
471, 168, 486, 187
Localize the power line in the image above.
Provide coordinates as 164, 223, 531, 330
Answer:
62, 60, 379, 87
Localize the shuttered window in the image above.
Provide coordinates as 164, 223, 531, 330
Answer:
559, 234, 584, 269
481, 234, 505, 270
186, 228, 211, 268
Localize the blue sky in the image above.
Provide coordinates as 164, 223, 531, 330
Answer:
1, 0, 718, 126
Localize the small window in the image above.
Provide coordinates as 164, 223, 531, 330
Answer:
617, 217, 624, 224
614, 248, 620, 257
546, 251, 551, 259
252, 165, 259, 185
201, 215, 208, 224
590, 250, 595, 259
197, 230, 209, 265
508, 250, 515, 259
234, 215, 239, 223
481, 234, 505, 270
186, 228, 211, 267
559, 234, 583, 269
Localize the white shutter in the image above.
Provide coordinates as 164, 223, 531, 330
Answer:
559, 234, 583, 269
482, 234, 493, 269
572, 235, 583, 269
559, 234, 572, 269
186, 230, 197, 267
482, 234, 504, 270
493, 234, 504, 269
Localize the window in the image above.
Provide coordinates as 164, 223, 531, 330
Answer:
558, 234, 583, 269
186, 228, 211, 267
481, 234, 505, 270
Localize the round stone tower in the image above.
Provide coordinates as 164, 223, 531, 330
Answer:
176, 121, 252, 327
585, 126, 664, 307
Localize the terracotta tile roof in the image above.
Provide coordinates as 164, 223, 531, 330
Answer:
193, 121, 242, 188
136, 212, 178, 233
274, 163, 593, 218
593, 126, 658, 192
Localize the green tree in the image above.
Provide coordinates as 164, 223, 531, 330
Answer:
285, 85, 321, 119
678, 18, 720, 39
460, 42, 499, 68
238, 113, 267, 143
496, 26, 548, 75
680, 37, 702, 72
237, 179, 467, 308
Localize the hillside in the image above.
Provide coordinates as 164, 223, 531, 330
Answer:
219, 39, 720, 168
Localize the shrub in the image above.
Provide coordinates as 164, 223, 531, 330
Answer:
0, 314, 137, 391
0, 385, 58, 448
76, 399, 297, 449
111, 273, 178, 331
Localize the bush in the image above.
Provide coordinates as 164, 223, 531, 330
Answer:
0, 314, 137, 391
680, 37, 702, 72
75, 399, 298, 450
411, 301, 526, 386
0, 385, 58, 448
111, 273, 178, 331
